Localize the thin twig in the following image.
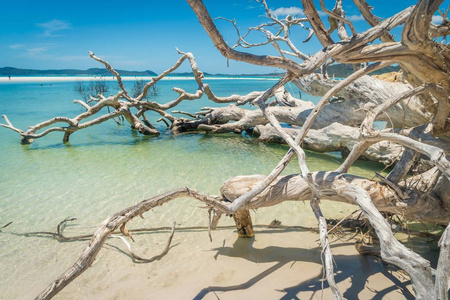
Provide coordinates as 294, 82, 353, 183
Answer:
111, 221, 176, 263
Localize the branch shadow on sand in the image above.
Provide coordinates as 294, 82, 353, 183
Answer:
194, 236, 414, 299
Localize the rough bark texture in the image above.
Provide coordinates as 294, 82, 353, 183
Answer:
254, 122, 403, 165
295, 74, 434, 128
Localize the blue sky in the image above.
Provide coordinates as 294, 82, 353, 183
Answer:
0, 0, 439, 74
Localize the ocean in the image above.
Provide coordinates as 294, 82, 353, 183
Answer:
0, 78, 391, 299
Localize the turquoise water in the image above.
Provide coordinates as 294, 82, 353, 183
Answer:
0, 79, 385, 298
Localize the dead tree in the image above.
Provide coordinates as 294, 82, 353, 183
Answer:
1, 0, 450, 299
184, 1, 450, 299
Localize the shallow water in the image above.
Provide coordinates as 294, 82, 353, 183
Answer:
0, 79, 391, 299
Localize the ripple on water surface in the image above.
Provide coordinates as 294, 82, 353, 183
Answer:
0, 79, 388, 299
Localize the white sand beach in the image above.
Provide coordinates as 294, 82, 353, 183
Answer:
14, 225, 415, 300
0, 193, 420, 299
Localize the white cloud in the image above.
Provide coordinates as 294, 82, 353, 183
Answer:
347, 14, 365, 21
8, 42, 53, 57
9, 44, 24, 49
27, 47, 47, 55
432, 15, 443, 24
270, 6, 304, 17
37, 19, 71, 37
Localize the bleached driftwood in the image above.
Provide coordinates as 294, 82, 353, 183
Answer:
2, 0, 450, 299
295, 74, 434, 128
254, 122, 403, 164
34, 169, 449, 300
187, 0, 450, 298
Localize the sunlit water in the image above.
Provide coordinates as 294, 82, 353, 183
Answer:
0, 78, 388, 299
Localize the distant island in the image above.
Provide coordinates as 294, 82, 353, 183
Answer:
0, 67, 282, 78
0, 64, 400, 78
0, 67, 158, 77
326, 64, 400, 78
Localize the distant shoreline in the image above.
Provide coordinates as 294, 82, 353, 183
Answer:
0, 76, 280, 83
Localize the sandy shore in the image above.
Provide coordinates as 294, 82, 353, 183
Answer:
12, 226, 415, 300
0, 76, 279, 83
